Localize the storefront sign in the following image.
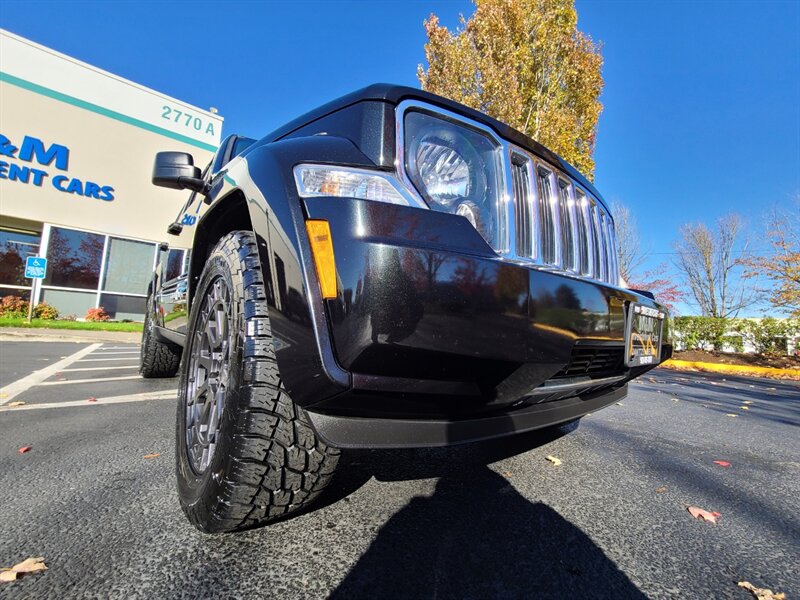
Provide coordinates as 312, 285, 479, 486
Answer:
0, 133, 115, 201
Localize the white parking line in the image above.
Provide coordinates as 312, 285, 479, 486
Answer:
91, 351, 139, 355
61, 365, 139, 373
39, 375, 142, 386
0, 343, 103, 406
99, 346, 138, 350
0, 389, 178, 412
76, 357, 141, 362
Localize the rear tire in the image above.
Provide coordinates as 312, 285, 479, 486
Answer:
140, 301, 181, 378
176, 230, 340, 533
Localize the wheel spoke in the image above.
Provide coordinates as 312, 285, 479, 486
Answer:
184, 275, 232, 474
197, 352, 214, 374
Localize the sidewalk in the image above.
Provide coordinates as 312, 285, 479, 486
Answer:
0, 327, 140, 344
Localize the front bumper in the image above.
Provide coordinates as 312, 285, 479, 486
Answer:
298, 197, 670, 446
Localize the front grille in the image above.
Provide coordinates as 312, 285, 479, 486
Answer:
510, 151, 619, 285
552, 346, 625, 379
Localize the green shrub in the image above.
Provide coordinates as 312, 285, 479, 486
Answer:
672, 316, 730, 351
33, 302, 59, 320
721, 335, 744, 353
738, 317, 791, 355
673, 316, 798, 355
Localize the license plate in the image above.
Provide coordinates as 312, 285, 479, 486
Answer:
625, 303, 665, 367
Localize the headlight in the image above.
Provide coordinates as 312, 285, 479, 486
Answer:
403, 111, 506, 250
294, 165, 419, 207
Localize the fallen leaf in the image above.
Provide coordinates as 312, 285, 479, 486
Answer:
545, 455, 562, 466
18, 446, 32, 454
10, 557, 47, 574
7, 401, 25, 408
740, 406, 750, 411
743, 400, 753, 405
0, 557, 47, 583
503, 471, 513, 477
726, 414, 738, 418
671, 397, 680, 402
713, 460, 731, 468
87, 397, 97, 403
143, 453, 161, 459
738, 580, 786, 600
687, 506, 721, 523
656, 486, 668, 493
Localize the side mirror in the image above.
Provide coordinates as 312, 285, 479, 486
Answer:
152, 152, 208, 194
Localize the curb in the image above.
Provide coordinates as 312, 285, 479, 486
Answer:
0, 328, 141, 344
663, 359, 800, 379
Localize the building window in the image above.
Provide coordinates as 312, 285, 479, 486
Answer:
0, 227, 41, 294
44, 226, 104, 290
40, 289, 97, 319
36, 224, 158, 321
103, 237, 156, 295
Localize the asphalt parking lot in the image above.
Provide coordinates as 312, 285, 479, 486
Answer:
0, 340, 798, 599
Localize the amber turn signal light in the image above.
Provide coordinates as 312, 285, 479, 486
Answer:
305, 220, 337, 299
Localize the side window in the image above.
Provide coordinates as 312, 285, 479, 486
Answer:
210, 135, 256, 175
165, 249, 185, 281
211, 135, 236, 175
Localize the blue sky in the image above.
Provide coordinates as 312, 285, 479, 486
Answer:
2, 0, 799, 315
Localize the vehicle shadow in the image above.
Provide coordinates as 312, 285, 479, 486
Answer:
318, 423, 646, 599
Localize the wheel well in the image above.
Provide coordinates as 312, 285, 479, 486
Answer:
188, 190, 253, 301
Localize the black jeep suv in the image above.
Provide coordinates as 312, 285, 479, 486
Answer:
141, 84, 671, 533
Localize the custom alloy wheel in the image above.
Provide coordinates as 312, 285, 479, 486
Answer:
185, 277, 232, 474
175, 230, 340, 534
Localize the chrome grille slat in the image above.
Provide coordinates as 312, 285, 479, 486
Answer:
557, 178, 576, 272
509, 148, 618, 285
575, 189, 593, 277
533, 166, 553, 264
511, 156, 533, 258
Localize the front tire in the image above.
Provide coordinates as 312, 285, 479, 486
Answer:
176, 230, 339, 533
140, 299, 181, 378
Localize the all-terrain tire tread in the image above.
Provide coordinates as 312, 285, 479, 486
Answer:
140, 310, 181, 378
180, 231, 339, 533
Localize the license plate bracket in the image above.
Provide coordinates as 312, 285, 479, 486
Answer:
625, 303, 665, 367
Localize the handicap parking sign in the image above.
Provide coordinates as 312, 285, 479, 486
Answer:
25, 256, 47, 279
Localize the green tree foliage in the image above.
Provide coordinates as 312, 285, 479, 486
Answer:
672, 316, 799, 355
418, 0, 604, 178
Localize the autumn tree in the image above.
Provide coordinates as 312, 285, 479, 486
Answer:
611, 200, 683, 311
741, 200, 800, 317
672, 214, 753, 318
611, 200, 646, 282
418, 0, 603, 178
